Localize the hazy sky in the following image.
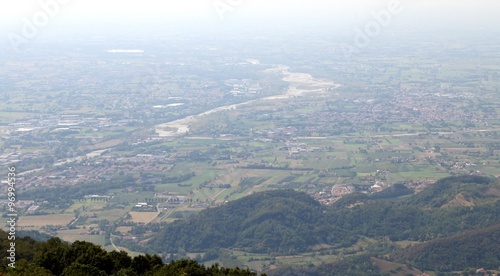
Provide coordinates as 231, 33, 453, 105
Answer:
1, 0, 499, 36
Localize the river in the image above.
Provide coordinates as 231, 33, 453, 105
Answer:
155, 66, 341, 137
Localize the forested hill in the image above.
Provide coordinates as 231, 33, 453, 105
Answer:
2, 176, 498, 275
149, 176, 500, 271
0, 232, 260, 275
148, 189, 352, 254
327, 176, 500, 242
397, 224, 500, 272
403, 175, 498, 208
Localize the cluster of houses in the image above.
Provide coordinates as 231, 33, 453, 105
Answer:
224, 79, 262, 96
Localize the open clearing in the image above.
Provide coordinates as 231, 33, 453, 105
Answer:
129, 211, 159, 224
18, 214, 75, 228
57, 229, 106, 246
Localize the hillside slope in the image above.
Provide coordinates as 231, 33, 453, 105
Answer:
149, 189, 352, 254
397, 224, 500, 272
147, 176, 499, 270
0, 233, 259, 275
404, 175, 497, 208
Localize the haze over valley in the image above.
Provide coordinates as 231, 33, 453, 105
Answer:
1, 1, 499, 275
